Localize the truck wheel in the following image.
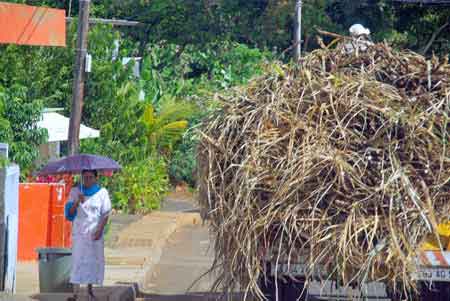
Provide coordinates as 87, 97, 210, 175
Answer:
260, 276, 307, 301
386, 287, 411, 301
419, 282, 450, 301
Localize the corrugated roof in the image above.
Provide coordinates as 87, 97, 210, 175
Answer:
37, 111, 100, 142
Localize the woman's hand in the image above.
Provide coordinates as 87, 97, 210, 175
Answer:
93, 216, 109, 241
69, 195, 83, 216
93, 229, 103, 241
78, 194, 85, 204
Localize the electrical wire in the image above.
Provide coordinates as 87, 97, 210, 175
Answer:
15, 6, 40, 44
23, 7, 50, 45
68, 0, 73, 18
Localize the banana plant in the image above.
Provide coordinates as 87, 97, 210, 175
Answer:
142, 96, 196, 155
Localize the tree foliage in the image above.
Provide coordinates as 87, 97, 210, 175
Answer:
142, 99, 193, 154
1, 0, 449, 210
4, 0, 449, 55
96, 0, 450, 55
0, 84, 47, 172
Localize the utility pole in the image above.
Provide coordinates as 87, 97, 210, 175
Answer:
294, 0, 302, 61
68, 0, 90, 155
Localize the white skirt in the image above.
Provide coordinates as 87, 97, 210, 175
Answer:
70, 233, 105, 285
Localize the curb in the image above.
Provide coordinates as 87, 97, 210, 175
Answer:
104, 212, 202, 291
140, 212, 202, 291
30, 285, 136, 301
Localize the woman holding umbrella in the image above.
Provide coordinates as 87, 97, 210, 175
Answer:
39, 154, 120, 301
66, 169, 111, 300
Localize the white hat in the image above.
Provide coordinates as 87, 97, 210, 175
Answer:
349, 24, 370, 36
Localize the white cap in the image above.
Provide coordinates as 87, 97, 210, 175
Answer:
349, 24, 370, 36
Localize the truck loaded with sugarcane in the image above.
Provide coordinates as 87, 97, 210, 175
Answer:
197, 24, 449, 301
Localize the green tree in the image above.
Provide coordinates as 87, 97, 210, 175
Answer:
0, 85, 47, 173
142, 98, 195, 155
392, 3, 450, 55
0, 95, 12, 143
102, 0, 340, 52
106, 156, 169, 213
0, 42, 73, 109
325, 0, 450, 56
81, 82, 147, 164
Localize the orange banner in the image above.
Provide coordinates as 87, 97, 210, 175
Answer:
0, 2, 65, 47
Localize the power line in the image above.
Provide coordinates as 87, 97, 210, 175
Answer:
15, 6, 40, 44
68, 0, 73, 18
66, 17, 142, 27
24, 7, 50, 45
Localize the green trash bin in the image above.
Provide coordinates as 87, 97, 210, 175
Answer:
36, 248, 73, 293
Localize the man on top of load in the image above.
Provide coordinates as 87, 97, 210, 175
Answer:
344, 23, 374, 54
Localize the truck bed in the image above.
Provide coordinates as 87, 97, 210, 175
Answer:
269, 251, 450, 282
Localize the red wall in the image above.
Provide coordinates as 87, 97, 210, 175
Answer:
18, 183, 72, 261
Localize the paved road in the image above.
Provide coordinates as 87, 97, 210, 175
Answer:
105, 214, 141, 248
138, 222, 391, 301
143, 224, 214, 295
139, 193, 391, 301
139, 223, 245, 300
139, 194, 222, 300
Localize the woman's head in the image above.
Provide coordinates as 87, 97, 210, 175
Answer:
81, 169, 98, 188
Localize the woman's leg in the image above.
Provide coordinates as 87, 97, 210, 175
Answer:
88, 283, 95, 298
67, 284, 80, 301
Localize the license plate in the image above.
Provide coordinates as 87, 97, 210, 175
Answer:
412, 267, 450, 282
270, 263, 308, 276
270, 263, 324, 277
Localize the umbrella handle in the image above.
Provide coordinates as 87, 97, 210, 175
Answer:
80, 172, 84, 195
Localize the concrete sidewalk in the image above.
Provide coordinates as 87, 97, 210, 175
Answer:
104, 211, 201, 288
0, 293, 37, 301
15, 193, 201, 300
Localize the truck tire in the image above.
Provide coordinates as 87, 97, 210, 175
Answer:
386, 287, 411, 301
260, 276, 307, 301
419, 282, 450, 301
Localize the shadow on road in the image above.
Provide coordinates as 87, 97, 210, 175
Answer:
138, 292, 245, 301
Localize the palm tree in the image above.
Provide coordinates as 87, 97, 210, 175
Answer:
142, 96, 195, 155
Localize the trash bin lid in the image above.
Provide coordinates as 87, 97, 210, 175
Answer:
36, 247, 72, 255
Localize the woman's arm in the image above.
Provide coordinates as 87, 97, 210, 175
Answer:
93, 189, 112, 240
69, 194, 84, 216
93, 215, 109, 241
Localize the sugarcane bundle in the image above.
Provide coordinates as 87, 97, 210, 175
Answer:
198, 38, 449, 298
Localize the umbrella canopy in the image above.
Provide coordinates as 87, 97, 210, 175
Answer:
38, 154, 121, 175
